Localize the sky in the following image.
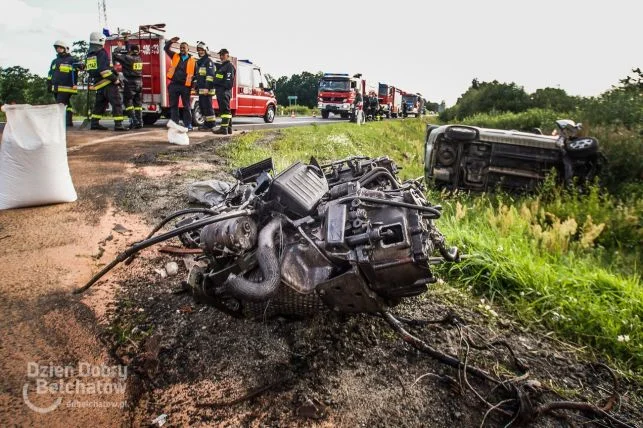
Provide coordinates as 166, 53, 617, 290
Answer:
0, 0, 641, 105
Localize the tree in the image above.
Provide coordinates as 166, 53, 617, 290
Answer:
445, 79, 532, 119
0, 66, 32, 104
273, 71, 324, 108
531, 87, 577, 112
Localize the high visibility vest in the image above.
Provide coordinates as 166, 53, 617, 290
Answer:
166, 54, 196, 87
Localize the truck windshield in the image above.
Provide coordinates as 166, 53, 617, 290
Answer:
319, 79, 350, 92
378, 84, 388, 96
403, 95, 417, 104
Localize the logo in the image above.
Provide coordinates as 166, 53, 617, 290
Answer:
22, 362, 127, 413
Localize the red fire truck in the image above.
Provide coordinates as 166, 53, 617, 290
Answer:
377, 83, 403, 118
317, 73, 367, 119
103, 24, 277, 126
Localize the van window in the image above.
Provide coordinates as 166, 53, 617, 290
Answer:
238, 64, 252, 87
253, 68, 262, 88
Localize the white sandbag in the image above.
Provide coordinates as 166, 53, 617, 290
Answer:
0, 104, 77, 210
167, 119, 189, 146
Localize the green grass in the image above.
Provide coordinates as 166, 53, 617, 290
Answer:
220, 118, 643, 373
221, 118, 432, 180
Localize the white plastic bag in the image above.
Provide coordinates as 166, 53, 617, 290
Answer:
0, 104, 77, 210
187, 179, 232, 206
167, 119, 189, 146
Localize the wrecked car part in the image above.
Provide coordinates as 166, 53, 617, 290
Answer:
76, 156, 459, 319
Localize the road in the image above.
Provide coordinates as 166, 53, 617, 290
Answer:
0, 115, 347, 132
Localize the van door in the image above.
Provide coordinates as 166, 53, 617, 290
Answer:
236, 62, 253, 115
252, 67, 270, 116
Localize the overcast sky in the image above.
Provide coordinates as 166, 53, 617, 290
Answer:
0, 0, 640, 105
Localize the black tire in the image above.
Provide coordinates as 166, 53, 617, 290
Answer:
321, 110, 329, 119
142, 114, 160, 126
445, 125, 478, 142
340, 112, 349, 119
566, 137, 599, 156
192, 104, 204, 126
263, 105, 275, 123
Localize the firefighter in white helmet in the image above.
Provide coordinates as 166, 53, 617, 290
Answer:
85, 31, 126, 131
194, 41, 216, 131
47, 40, 81, 127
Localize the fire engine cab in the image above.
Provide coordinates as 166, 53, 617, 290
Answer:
103, 24, 277, 126
317, 73, 366, 119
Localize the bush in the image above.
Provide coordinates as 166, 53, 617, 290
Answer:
457, 108, 567, 134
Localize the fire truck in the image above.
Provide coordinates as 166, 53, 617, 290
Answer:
317, 73, 367, 119
377, 83, 403, 118
103, 24, 277, 126
402, 92, 422, 117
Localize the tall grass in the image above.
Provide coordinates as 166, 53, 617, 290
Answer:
434, 189, 642, 370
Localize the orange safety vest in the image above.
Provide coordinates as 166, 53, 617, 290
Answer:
167, 53, 196, 87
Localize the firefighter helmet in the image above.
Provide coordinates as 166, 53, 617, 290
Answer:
89, 32, 106, 46
53, 40, 70, 52
196, 41, 209, 52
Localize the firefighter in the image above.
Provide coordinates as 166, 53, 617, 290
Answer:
164, 37, 196, 130
194, 41, 216, 130
48, 40, 80, 127
212, 48, 235, 135
113, 38, 143, 129
86, 32, 126, 131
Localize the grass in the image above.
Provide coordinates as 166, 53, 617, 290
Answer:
220, 117, 643, 373
220, 118, 432, 180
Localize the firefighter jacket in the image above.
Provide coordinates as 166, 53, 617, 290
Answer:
195, 55, 216, 95
164, 41, 196, 87
112, 47, 143, 81
48, 53, 80, 94
213, 60, 235, 91
86, 47, 118, 90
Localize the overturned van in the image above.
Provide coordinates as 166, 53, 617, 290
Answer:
423, 121, 604, 192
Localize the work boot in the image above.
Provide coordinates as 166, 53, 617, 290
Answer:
90, 119, 108, 131
66, 110, 74, 128
213, 127, 229, 135
113, 121, 127, 131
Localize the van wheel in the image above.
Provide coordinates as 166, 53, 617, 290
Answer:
192, 104, 204, 126
142, 114, 160, 126
263, 105, 275, 123
566, 137, 599, 156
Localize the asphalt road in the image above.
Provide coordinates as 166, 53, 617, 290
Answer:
0, 115, 348, 132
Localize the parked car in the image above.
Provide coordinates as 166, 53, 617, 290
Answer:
424, 120, 604, 192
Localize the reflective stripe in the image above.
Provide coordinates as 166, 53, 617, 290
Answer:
198, 89, 209, 95
91, 114, 102, 119
134, 107, 143, 111
59, 64, 72, 73
100, 70, 113, 77
125, 106, 134, 111
132, 62, 143, 71
208, 90, 216, 95
220, 114, 232, 118
90, 79, 111, 90
198, 67, 207, 75
205, 76, 214, 81
215, 73, 223, 78
66, 107, 73, 111
47, 76, 52, 80
112, 116, 125, 120
56, 85, 78, 94
205, 116, 216, 122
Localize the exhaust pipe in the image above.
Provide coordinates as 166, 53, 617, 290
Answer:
222, 217, 283, 301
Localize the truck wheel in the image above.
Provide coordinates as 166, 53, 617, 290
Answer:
142, 114, 160, 126
566, 137, 599, 156
263, 105, 275, 123
340, 112, 349, 119
192, 104, 204, 126
321, 110, 329, 119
